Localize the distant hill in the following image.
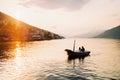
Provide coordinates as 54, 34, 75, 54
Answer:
71, 30, 104, 38
95, 25, 120, 39
0, 12, 64, 41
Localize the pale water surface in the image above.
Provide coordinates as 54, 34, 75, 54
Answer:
0, 38, 120, 80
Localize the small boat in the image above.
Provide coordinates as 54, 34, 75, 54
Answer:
65, 49, 90, 58
65, 40, 91, 58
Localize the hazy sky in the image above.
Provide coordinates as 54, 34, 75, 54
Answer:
0, 0, 120, 36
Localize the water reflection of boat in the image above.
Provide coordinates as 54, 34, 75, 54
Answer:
65, 49, 90, 59
67, 54, 88, 68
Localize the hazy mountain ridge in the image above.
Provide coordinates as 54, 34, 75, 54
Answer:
95, 25, 120, 39
0, 12, 64, 41
70, 30, 104, 38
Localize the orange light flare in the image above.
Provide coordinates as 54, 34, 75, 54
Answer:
13, 41, 23, 75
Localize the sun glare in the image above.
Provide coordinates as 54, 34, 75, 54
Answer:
12, 42, 23, 77
14, 42, 22, 64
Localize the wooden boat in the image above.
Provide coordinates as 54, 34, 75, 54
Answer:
65, 40, 90, 58
65, 49, 90, 58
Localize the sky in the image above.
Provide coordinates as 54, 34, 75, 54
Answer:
0, 0, 120, 36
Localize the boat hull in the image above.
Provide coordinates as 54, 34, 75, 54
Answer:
65, 49, 90, 58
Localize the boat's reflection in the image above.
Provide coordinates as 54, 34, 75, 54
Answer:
67, 56, 89, 68
68, 56, 85, 63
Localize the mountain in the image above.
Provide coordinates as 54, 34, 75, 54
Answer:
0, 12, 64, 41
71, 30, 104, 38
95, 25, 120, 39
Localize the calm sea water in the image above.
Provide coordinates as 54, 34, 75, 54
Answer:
0, 38, 120, 80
